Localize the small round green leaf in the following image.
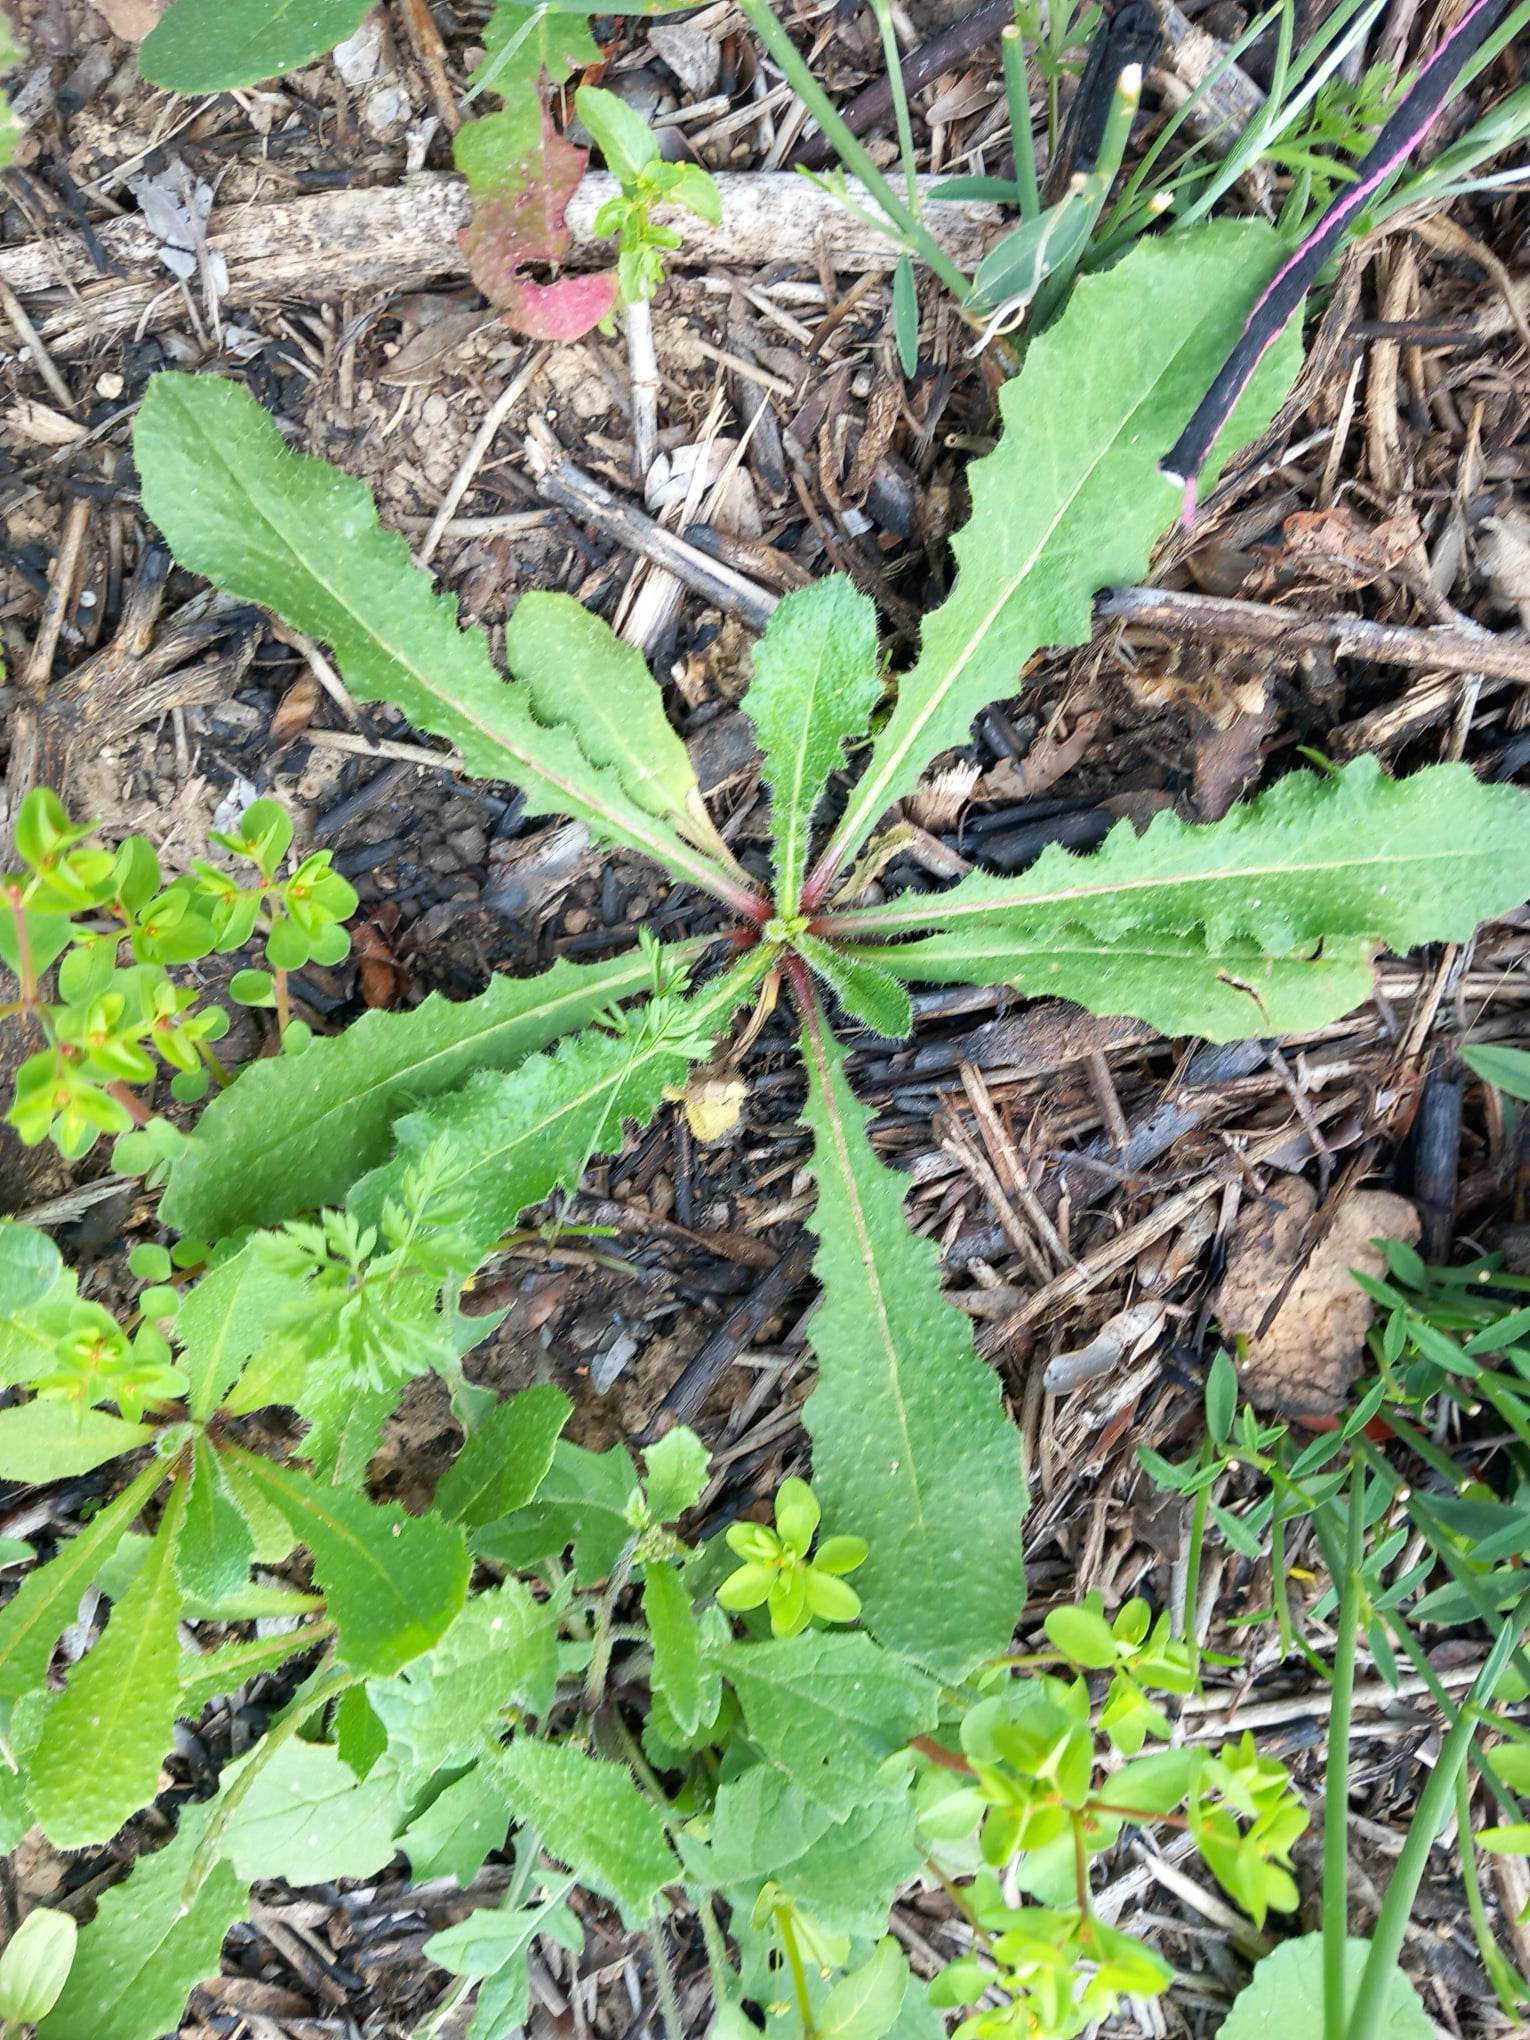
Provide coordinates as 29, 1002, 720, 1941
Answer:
1220, 1935, 1435, 2040
0, 1220, 61, 1312
229, 967, 276, 1007
128, 1242, 174, 1284
0, 1905, 77, 2024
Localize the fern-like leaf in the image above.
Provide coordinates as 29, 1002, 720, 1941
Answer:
796, 989, 1025, 1678
828, 759, 1530, 1041
133, 376, 744, 902
808, 223, 1302, 895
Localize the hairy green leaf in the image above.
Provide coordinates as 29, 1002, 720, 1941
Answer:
176, 1435, 255, 1604
0, 1402, 152, 1481
0, 1462, 164, 1702
832, 759, 1530, 1041
683, 1768, 919, 1938
134, 377, 737, 898
36, 1801, 245, 2040
176, 1241, 304, 1417
349, 952, 766, 1254
494, 1736, 676, 1920
797, 999, 1025, 1675
474, 1438, 638, 1584
425, 1878, 579, 1981
435, 1383, 572, 1528
161, 946, 671, 1235
642, 1425, 709, 1524
872, 930, 1380, 1041
370, 1579, 559, 1787
216, 1739, 402, 1883
743, 580, 882, 910
715, 1632, 938, 1817
399, 1764, 514, 1885
796, 932, 912, 1041
644, 1560, 714, 1740
140, 0, 375, 90
506, 593, 713, 843
426, 1875, 581, 2040
229, 1452, 469, 1674
467, 3, 598, 109
813, 223, 1302, 889
178, 1625, 330, 1717
30, 1481, 189, 1848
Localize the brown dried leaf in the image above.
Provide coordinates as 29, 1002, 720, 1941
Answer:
1213, 1179, 1419, 1416
980, 711, 1102, 802
905, 761, 980, 833
1279, 505, 1423, 586
269, 672, 320, 747
845, 379, 901, 503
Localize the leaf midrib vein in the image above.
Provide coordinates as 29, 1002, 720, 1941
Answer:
828, 308, 1243, 868
805, 1011, 927, 1537
832, 842, 1492, 938
183, 397, 720, 895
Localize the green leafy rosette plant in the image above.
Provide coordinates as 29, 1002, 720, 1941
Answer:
4, 213, 1530, 2040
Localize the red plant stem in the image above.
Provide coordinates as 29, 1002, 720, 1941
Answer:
798, 847, 842, 916
106, 1082, 153, 1127
782, 949, 816, 1015
910, 1733, 976, 1775
6, 890, 36, 1005
718, 877, 772, 925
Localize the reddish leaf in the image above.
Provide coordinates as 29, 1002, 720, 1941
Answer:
458, 97, 617, 343
500, 270, 621, 341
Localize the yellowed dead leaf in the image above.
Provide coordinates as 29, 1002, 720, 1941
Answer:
666, 1074, 746, 1143
1213, 1179, 1419, 1416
